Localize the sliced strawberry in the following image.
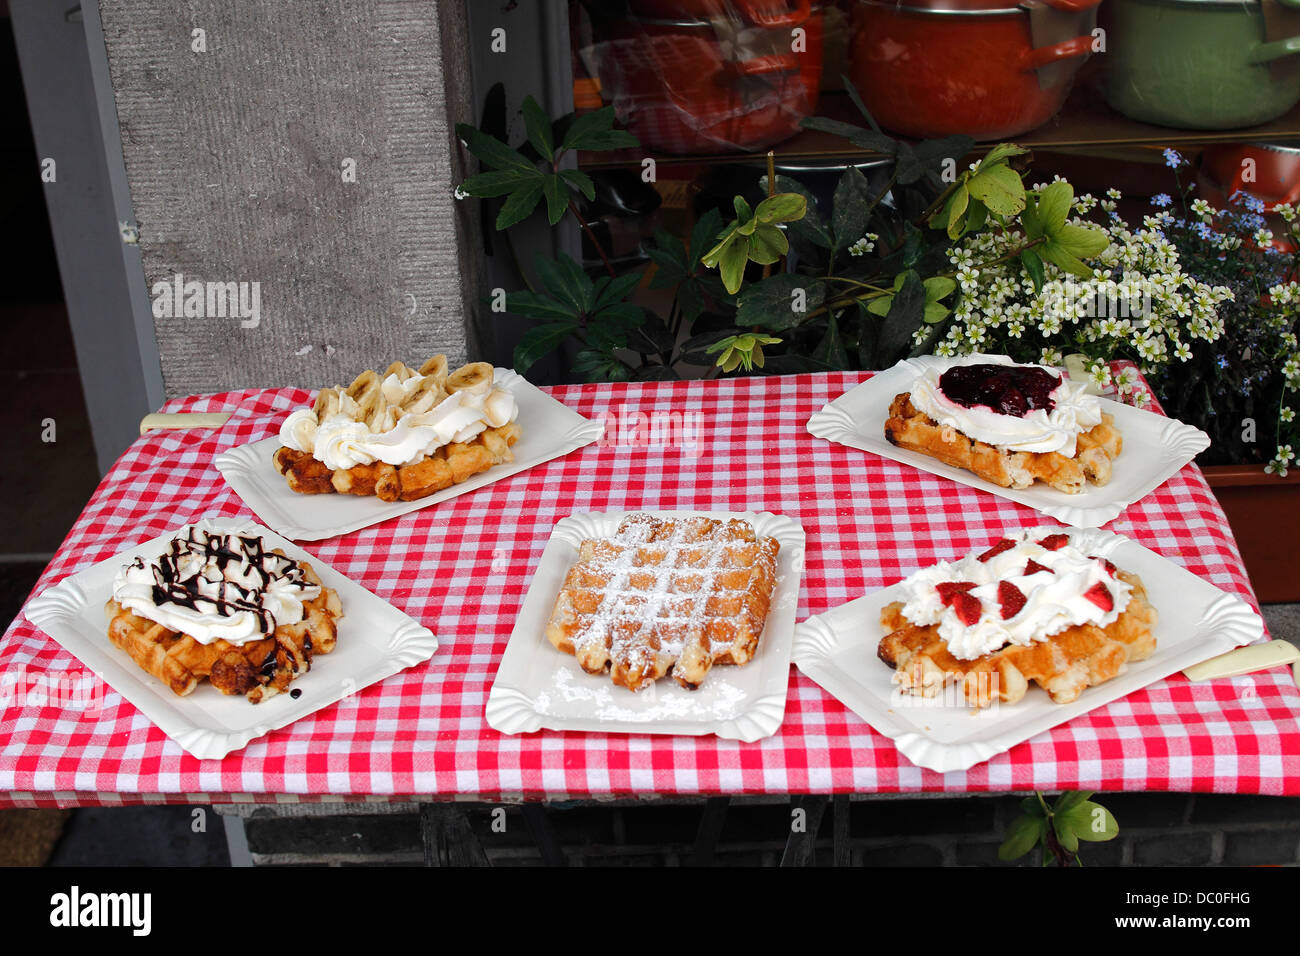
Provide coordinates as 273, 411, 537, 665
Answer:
952, 591, 983, 627
1023, 559, 1053, 577
1037, 533, 1070, 551
977, 538, 1016, 562
1083, 581, 1114, 613
1090, 556, 1118, 576
936, 581, 977, 606
997, 581, 1027, 619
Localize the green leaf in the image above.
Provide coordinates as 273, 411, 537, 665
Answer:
977, 143, 1029, 170
733, 195, 754, 223
594, 270, 643, 310
1021, 796, 1047, 818
748, 223, 788, 265
719, 236, 751, 295
877, 270, 926, 364
798, 115, 896, 155
1054, 224, 1110, 260
494, 178, 545, 230
1036, 181, 1074, 235
689, 208, 725, 269
535, 252, 593, 314
1053, 814, 1080, 854
513, 321, 576, 374
505, 290, 580, 323
967, 163, 1026, 217
923, 276, 956, 303
459, 168, 542, 198
521, 95, 555, 162
866, 294, 892, 317
945, 185, 970, 240
1022, 197, 1046, 240
560, 168, 596, 201
998, 813, 1044, 861
812, 311, 849, 370
1039, 238, 1094, 278
755, 192, 807, 224
1063, 802, 1119, 842
965, 197, 989, 234
592, 301, 645, 331
923, 301, 950, 324
559, 107, 638, 152
573, 348, 633, 382
735, 273, 826, 331
1021, 247, 1046, 291
832, 166, 874, 252
455, 123, 537, 176
542, 174, 569, 225
1054, 790, 1095, 814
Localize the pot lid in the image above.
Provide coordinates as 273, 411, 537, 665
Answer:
874, 0, 1102, 11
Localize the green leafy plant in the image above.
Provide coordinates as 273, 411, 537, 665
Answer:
699, 193, 809, 294
999, 791, 1118, 866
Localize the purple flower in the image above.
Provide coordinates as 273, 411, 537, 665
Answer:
1151, 193, 1172, 207
1163, 148, 1184, 168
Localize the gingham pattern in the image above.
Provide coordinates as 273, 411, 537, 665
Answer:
2, 372, 1298, 808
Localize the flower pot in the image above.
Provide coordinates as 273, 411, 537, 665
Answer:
596, 9, 824, 154
1104, 0, 1300, 130
1203, 463, 1300, 602
845, 0, 1100, 140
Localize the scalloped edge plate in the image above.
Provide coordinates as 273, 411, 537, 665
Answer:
23, 517, 439, 760
215, 368, 605, 540
486, 510, 807, 742
806, 355, 1210, 528
791, 525, 1265, 773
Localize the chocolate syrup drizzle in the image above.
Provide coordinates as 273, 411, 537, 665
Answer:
127, 528, 315, 639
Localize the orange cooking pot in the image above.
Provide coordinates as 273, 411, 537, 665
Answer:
597, 10, 824, 154
1198, 143, 1300, 253
628, 0, 812, 26
847, 0, 1101, 140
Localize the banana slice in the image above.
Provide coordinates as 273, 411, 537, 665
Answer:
313, 386, 339, 419
446, 362, 494, 396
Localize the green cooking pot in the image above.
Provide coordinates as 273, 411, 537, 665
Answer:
1105, 0, 1300, 129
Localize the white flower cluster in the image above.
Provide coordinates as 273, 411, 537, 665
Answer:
931, 192, 1233, 408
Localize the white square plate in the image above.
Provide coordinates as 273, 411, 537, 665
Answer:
216, 368, 605, 541
791, 525, 1264, 773
486, 510, 807, 742
23, 517, 439, 760
806, 356, 1210, 527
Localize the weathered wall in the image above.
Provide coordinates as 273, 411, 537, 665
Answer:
96, 0, 474, 397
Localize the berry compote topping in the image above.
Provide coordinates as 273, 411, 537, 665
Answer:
938, 363, 1061, 418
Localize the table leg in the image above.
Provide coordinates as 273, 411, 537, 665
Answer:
689, 796, 731, 866
420, 803, 490, 867
521, 803, 568, 867
780, 794, 828, 866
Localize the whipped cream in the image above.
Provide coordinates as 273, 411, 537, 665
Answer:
113, 528, 321, 646
898, 528, 1131, 660
279, 378, 518, 470
909, 354, 1102, 456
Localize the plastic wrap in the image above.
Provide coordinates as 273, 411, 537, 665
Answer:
573, 1, 834, 155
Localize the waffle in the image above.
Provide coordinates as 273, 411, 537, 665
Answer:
544, 514, 781, 691
104, 556, 343, 703
884, 392, 1121, 494
274, 355, 522, 501
878, 569, 1157, 708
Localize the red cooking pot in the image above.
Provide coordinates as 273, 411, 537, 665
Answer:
847, 0, 1101, 140
1198, 143, 1300, 253
597, 10, 824, 154
628, 0, 812, 27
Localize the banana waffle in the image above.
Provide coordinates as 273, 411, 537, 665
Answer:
106, 538, 343, 703
274, 355, 522, 501
877, 534, 1158, 708
545, 514, 781, 691
885, 391, 1122, 494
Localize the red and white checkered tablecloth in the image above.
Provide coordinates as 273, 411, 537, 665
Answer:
2, 372, 1298, 808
